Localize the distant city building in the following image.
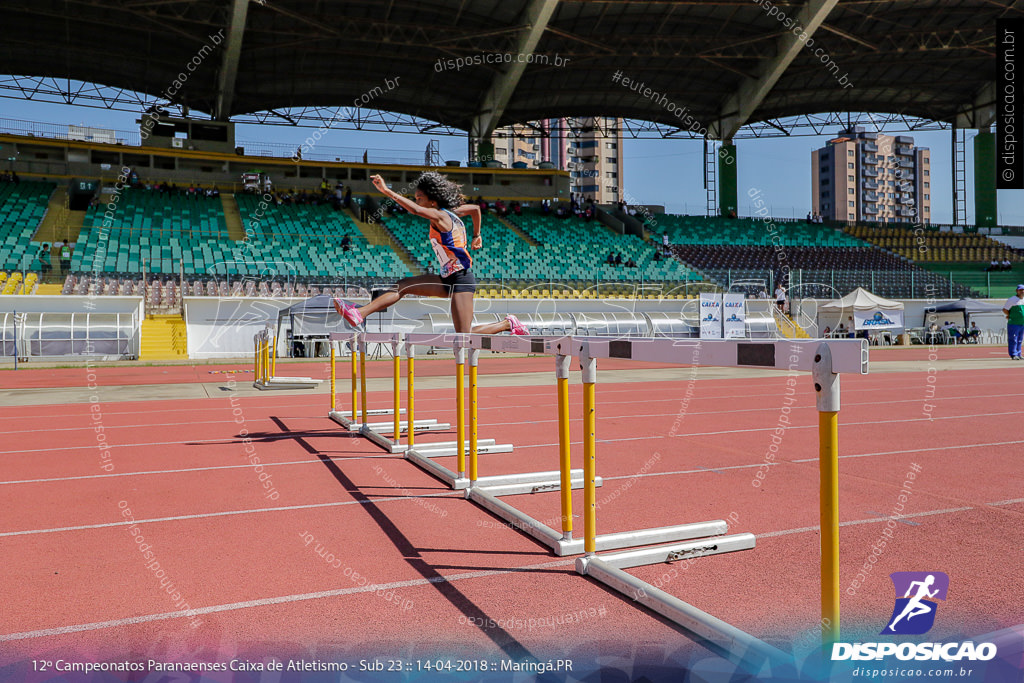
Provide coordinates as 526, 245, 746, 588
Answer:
811, 126, 931, 224
491, 116, 623, 204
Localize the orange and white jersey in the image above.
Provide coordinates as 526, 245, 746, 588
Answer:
429, 208, 473, 277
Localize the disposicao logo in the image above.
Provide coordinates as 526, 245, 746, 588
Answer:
883, 571, 947, 635
831, 571, 997, 663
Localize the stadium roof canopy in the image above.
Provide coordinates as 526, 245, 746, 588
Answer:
0, 0, 1009, 139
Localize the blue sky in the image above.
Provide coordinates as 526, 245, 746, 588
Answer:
5, 98, 1024, 225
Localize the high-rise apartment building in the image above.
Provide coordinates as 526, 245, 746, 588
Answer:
491, 116, 623, 204
811, 126, 931, 224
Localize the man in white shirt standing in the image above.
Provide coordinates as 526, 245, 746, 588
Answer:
1003, 285, 1024, 360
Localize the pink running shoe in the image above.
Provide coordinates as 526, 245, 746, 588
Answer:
333, 298, 364, 328
506, 314, 529, 335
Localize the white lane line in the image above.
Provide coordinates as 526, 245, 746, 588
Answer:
9, 390, 1021, 437
0, 557, 576, 642
987, 498, 1024, 506
1, 408, 1012, 458
21, 436, 1023, 488
791, 440, 1024, 463
755, 506, 975, 539
0, 376, 1016, 422
0, 503, 984, 642
512, 410, 1019, 450
0, 492, 462, 538
0, 456, 395, 486
15, 436, 1019, 488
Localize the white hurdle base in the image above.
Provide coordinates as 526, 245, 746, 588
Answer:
328, 408, 405, 430
468, 483, 729, 557
408, 440, 515, 458
576, 549, 790, 672
329, 409, 405, 430
254, 376, 322, 390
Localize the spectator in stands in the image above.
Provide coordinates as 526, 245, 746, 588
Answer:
757, 288, 768, 299
613, 253, 623, 266
1003, 285, 1024, 359
512, 201, 522, 216
653, 251, 662, 262
662, 233, 669, 249
541, 198, 551, 215
774, 283, 786, 312
965, 321, 981, 343
1002, 258, 1013, 271
606, 253, 616, 266
37, 244, 51, 274
494, 199, 507, 217
59, 242, 72, 272
333, 172, 529, 337
341, 235, 352, 252
626, 257, 637, 268
343, 186, 352, 209
555, 203, 568, 219
835, 322, 847, 337
129, 168, 139, 187
807, 211, 813, 223
823, 326, 832, 337
988, 259, 1000, 272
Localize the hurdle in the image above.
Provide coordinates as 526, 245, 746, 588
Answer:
400, 333, 585, 493
326, 332, 407, 429
252, 328, 321, 390
327, 331, 449, 452
568, 336, 867, 663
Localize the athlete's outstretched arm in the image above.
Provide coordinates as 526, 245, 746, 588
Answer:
455, 204, 483, 249
371, 174, 447, 224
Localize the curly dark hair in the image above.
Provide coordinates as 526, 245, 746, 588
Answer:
414, 171, 464, 210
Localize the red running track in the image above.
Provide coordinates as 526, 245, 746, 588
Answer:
0, 359, 1021, 672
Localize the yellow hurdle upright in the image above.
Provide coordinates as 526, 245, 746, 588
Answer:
455, 345, 466, 478
820, 409, 840, 641
330, 344, 336, 411
556, 354, 573, 540
581, 351, 597, 555
350, 336, 358, 421
271, 335, 277, 377
393, 340, 401, 444
263, 337, 270, 383
407, 343, 416, 448
468, 348, 479, 483
813, 342, 842, 644
360, 339, 368, 426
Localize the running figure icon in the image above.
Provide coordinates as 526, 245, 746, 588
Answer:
885, 574, 939, 633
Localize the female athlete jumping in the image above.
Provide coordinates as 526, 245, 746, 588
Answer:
333, 171, 528, 335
